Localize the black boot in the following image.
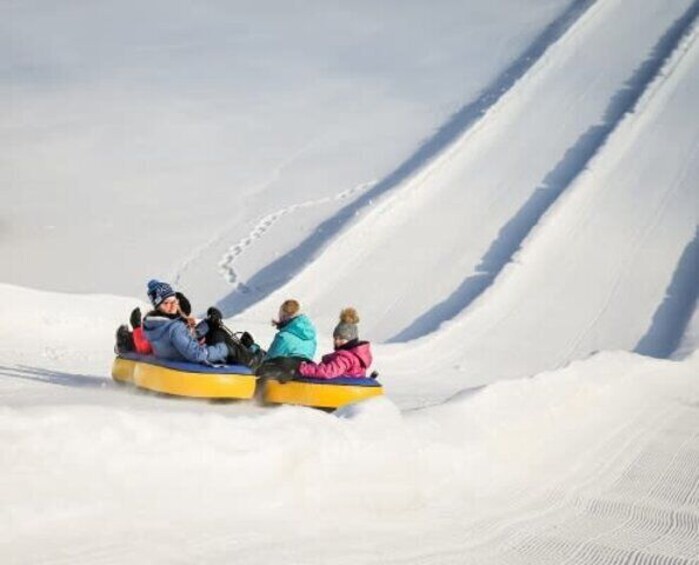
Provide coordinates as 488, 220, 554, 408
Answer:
115, 325, 135, 354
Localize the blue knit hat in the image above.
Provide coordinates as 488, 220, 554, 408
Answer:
147, 279, 176, 308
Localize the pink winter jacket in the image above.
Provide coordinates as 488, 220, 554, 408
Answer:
298, 341, 372, 379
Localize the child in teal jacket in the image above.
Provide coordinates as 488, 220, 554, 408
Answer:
257, 299, 317, 380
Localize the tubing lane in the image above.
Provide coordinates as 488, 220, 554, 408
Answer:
242, 0, 694, 345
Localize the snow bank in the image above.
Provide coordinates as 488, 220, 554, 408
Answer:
1, 281, 697, 562
3, 342, 697, 563
0, 283, 144, 372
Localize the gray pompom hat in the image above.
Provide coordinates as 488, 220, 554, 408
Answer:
333, 307, 360, 341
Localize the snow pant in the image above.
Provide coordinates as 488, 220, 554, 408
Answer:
255, 356, 307, 383
205, 327, 264, 370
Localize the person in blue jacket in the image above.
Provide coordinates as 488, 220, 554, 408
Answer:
142, 279, 253, 366
256, 299, 317, 380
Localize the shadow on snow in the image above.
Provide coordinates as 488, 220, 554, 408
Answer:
635, 227, 699, 359
0, 365, 113, 389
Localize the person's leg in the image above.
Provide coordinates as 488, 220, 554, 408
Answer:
209, 328, 254, 367
204, 326, 228, 346
256, 357, 304, 382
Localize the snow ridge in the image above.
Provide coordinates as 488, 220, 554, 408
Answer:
392, 0, 699, 342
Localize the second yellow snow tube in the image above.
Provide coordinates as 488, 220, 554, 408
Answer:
263, 375, 384, 409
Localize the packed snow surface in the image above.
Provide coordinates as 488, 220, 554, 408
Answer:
2, 1, 699, 564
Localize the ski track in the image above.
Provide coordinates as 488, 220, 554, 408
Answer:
205, 395, 699, 565
468, 409, 677, 563
216, 0, 598, 316
546, 418, 698, 564
399, 404, 699, 565
216, 180, 376, 293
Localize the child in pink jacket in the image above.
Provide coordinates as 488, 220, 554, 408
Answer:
298, 308, 372, 379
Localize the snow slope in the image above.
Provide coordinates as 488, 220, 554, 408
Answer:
237, 0, 698, 342
2, 1, 699, 564
1, 282, 697, 563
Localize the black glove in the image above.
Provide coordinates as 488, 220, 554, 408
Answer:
207, 307, 223, 327
176, 292, 192, 316
240, 331, 254, 348
129, 307, 142, 329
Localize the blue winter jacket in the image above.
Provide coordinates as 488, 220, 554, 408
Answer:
265, 314, 317, 361
143, 313, 228, 364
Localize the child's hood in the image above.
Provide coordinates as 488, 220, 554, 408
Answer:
347, 341, 372, 368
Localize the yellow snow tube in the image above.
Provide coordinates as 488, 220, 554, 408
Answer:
112, 356, 138, 384
263, 376, 383, 409
111, 354, 257, 399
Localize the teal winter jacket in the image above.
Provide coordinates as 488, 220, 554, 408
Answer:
265, 314, 317, 361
